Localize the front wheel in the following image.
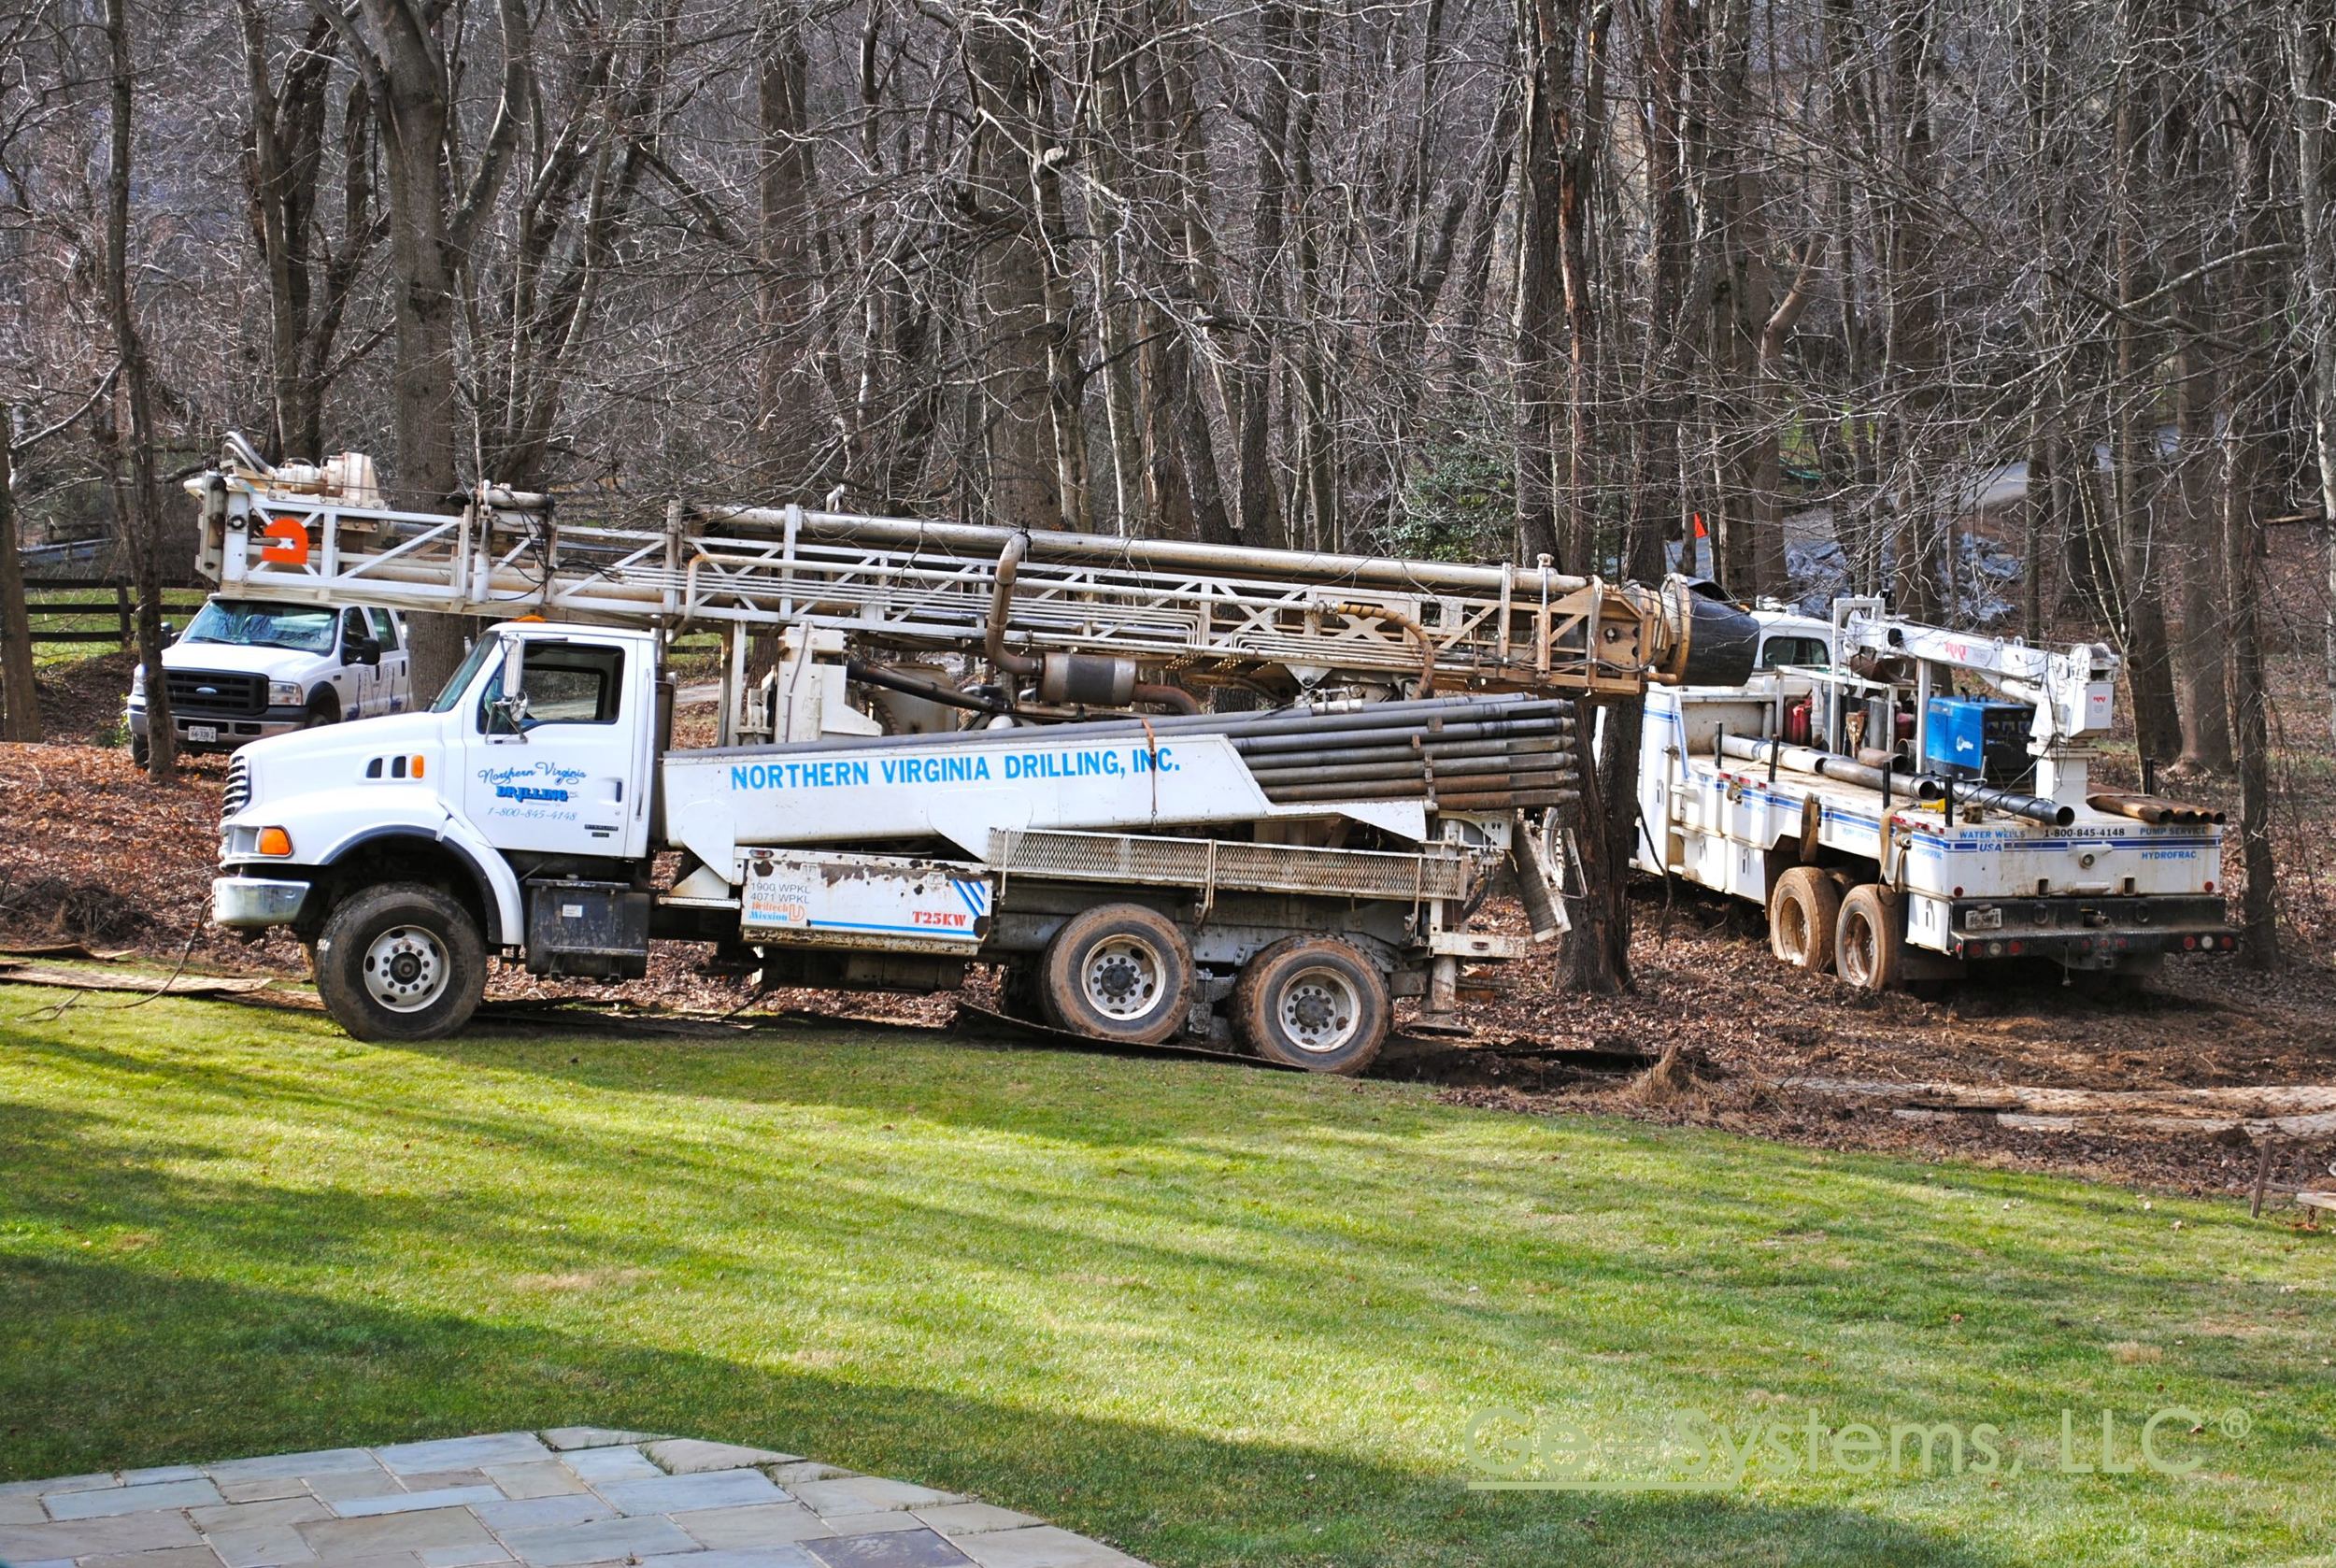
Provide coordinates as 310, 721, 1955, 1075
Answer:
1232, 936, 1390, 1075
315, 882, 487, 1042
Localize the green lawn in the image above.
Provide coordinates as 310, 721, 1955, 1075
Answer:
2, 987, 2330, 1566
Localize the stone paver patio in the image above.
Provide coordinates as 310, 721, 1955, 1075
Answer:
0, 1432, 1150, 1568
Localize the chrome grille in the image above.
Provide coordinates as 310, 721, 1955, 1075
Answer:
222, 755, 250, 823
167, 668, 268, 716
988, 828, 1473, 902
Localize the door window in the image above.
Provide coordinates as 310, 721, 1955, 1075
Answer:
478, 641, 626, 732
368, 609, 401, 649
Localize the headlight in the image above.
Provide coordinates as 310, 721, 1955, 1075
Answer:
130, 664, 146, 696
269, 680, 304, 706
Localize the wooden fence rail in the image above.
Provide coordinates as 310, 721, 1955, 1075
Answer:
18, 577, 210, 648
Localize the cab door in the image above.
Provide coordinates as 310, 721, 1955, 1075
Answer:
336, 607, 377, 719
369, 609, 411, 711
461, 633, 647, 858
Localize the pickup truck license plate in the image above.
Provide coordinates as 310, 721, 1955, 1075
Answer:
186, 724, 220, 743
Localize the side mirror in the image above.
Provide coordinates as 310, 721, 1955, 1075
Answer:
486, 638, 529, 737
347, 634, 380, 666
161, 620, 177, 646
486, 691, 532, 736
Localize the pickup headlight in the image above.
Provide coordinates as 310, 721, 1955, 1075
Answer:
130, 664, 146, 697
268, 679, 304, 706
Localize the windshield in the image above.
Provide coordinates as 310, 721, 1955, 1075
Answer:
430, 633, 504, 713
182, 599, 338, 654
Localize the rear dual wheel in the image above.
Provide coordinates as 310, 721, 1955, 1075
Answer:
1232, 936, 1390, 1076
1834, 884, 1904, 992
1768, 866, 1842, 974
1039, 904, 1193, 1046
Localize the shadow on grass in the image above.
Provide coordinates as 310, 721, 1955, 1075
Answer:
0, 1253, 2006, 1568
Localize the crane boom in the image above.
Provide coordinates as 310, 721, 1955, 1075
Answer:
186, 437, 1757, 701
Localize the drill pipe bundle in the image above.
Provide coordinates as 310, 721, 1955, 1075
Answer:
1224, 700, 1581, 812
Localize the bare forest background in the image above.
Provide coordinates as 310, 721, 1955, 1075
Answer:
5, 0, 2336, 976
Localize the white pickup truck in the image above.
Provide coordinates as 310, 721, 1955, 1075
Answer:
129, 597, 411, 764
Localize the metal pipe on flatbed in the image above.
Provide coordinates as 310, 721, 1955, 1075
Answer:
1716, 734, 2075, 827
1946, 780, 2077, 828
1719, 734, 1934, 799
1718, 734, 1942, 801
2087, 791, 2226, 825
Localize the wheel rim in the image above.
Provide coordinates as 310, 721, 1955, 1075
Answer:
1276, 963, 1362, 1054
1841, 912, 1875, 987
1778, 899, 1809, 962
363, 924, 450, 1013
1081, 935, 1167, 1022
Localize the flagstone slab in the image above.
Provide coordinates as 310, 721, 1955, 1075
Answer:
0, 1433, 1152, 1567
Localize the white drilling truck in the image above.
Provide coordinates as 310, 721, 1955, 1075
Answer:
188, 435, 1759, 1070
1633, 599, 2235, 987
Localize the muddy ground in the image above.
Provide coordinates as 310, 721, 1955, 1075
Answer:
7, 647, 2333, 1202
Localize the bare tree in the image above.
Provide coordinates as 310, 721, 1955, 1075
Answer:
0, 406, 35, 742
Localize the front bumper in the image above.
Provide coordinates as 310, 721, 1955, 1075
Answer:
130, 701, 309, 751
1945, 894, 2235, 966
212, 876, 310, 929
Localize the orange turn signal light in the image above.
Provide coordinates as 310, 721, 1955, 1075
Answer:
255, 826, 294, 857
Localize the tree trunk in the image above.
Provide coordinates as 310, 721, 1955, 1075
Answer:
0, 412, 36, 742
2111, 0, 2183, 764
1236, 0, 1293, 550
755, 2, 819, 485
2288, 2, 2336, 739
349, 0, 531, 695
1511, 0, 1578, 568
2171, 333, 2232, 772
964, 0, 1071, 534
2222, 397, 2280, 967
103, 0, 174, 782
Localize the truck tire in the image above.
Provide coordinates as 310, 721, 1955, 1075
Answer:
315, 882, 487, 1042
1834, 884, 1904, 992
1232, 936, 1390, 1075
303, 690, 339, 727
1039, 904, 1193, 1046
1768, 866, 1842, 974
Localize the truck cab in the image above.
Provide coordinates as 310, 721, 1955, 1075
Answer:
129, 596, 411, 764
212, 620, 657, 975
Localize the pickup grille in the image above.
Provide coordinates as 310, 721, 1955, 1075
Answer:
222, 755, 250, 823
167, 668, 267, 717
